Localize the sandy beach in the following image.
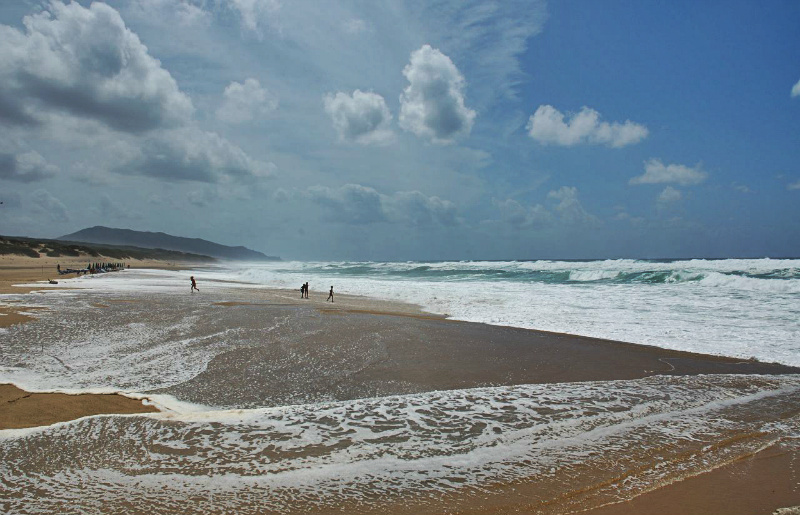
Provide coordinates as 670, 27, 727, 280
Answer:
1, 256, 798, 515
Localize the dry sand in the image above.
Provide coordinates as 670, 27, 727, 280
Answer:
0, 253, 197, 294
1, 254, 798, 514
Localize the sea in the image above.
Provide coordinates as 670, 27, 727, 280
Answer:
209, 257, 800, 366
1, 258, 799, 514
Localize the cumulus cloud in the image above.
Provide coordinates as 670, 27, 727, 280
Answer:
114, 128, 275, 183
217, 78, 278, 124
493, 198, 552, 228
657, 186, 682, 205
31, 189, 69, 221
792, 79, 800, 98
307, 184, 459, 226
547, 186, 600, 225
0, 1, 194, 133
527, 105, 648, 148
629, 159, 707, 186
399, 45, 476, 143
0, 151, 57, 182
324, 90, 393, 145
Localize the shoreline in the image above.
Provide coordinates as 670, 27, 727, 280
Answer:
2, 255, 799, 426
2, 255, 799, 514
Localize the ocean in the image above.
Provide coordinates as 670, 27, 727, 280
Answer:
207, 258, 800, 366
1, 258, 799, 514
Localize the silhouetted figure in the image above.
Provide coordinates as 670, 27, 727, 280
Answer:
304, 282, 309, 299
327, 286, 334, 302
190, 276, 199, 293
300, 283, 305, 298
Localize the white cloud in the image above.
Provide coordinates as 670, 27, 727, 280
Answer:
129, 0, 210, 28
307, 184, 459, 226
399, 45, 476, 143
547, 186, 600, 225
792, 78, 800, 98
227, 0, 281, 34
115, 128, 275, 183
0, 151, 57, 182
657, 186, 682, 205
31, 189, 69, 221
788, 180, 800, 191
0, 1, 194, 133
217, 78, 278, 124
630, 159, 707, 186
526, 105, 648, 148
323, 90, 393, 145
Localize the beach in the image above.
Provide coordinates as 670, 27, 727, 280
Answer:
1, 258, 799, 514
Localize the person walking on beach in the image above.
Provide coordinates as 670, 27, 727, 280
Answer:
300, 283, 305, 298
327, 286, 334, 302
304, 282, 309, 299
190, 276, 199, 293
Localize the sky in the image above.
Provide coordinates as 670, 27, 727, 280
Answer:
1, 0, 799, 260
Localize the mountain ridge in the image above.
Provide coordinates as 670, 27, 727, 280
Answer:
58, 226, 279, 261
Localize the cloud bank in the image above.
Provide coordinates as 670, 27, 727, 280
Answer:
792, 78, 800, 98
527, 105, 648, 148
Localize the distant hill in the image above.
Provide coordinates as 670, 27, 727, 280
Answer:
1, 235, 215, 262
58, 227, 279, 262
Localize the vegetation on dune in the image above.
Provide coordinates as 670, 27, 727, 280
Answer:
0, 236, 216, 262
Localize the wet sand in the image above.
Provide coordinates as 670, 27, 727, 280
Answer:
1, 259, 799, 514
0, 384, 159, 430
581, 443, 800, 515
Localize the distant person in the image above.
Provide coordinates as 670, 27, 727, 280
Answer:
190, 276, 199, 293
304, 282, 309, 299
300, 283, 305, 298
327, 286, 334, 303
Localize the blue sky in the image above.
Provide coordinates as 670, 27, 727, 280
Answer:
1, 0, 798, 260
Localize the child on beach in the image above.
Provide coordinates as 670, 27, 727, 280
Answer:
190, 276, 199, 293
